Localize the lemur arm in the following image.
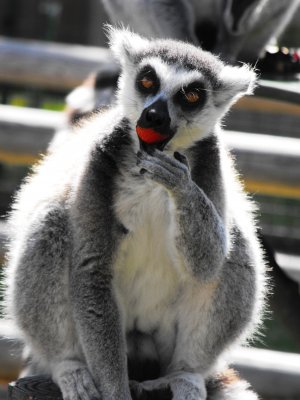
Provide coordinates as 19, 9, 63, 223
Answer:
167, 225, 258, 374
69, 259, 129, 400
137, 135, 227, 282
69, 124, 133, 400
173, 178, 227, 281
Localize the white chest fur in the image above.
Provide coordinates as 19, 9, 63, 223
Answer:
113, 170, 186, 333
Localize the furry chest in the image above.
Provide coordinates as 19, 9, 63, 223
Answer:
113, 174, 184, 332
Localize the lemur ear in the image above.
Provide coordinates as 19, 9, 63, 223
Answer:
106, 25, 149, 65
216, 64, 257, 106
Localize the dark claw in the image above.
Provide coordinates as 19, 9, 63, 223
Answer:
140, 168, 147, 175
174, 151, 188, 166
147, 146, 156, 156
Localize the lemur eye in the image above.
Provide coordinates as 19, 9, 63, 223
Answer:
136, 65, 160, 95
184, 91, 200, 103
141, 77, 154, 89
174, 81, 206, 111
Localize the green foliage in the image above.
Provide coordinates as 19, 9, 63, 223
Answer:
0, 84, 67, 111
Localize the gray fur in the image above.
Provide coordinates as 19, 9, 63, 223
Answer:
101, 0, 300, 63
101, 0, 197, 44
5, 30, 265, 400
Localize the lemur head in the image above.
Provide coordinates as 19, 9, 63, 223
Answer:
108, 27, 256, 151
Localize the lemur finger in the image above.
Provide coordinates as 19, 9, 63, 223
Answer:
75, 368, 101, 400
169, 373, 206, 400
138, 155, 178, 176
137, 151, 188, 178
173, 151, 190, 169
138, 156, 181, 177
137, 150, 181, 170
152, 149, 190, 172
57, 366, 101, 400
139, 160, 179, 190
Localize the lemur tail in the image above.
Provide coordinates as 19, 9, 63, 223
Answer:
206, 369, 258, 400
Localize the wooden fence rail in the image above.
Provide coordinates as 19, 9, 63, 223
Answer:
1, 37, 300, 100
1, 105, 299, 192
0, 105, 64, 162
1, 36, 300, 139
0, 37, 114, 91
1, 104, 300, 254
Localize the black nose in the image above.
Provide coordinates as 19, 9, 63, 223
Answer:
145, 108, 164, 125
139, 99, 170, 130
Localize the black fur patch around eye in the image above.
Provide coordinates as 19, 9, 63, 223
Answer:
174, 81, 207, 111
136, 65, 160, 96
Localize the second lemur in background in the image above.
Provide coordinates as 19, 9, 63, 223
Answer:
101, 0, 300, 63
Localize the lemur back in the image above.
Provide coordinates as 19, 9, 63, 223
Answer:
5, 29, 266, 400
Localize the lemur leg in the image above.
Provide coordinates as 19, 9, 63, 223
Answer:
130, 366, 259, 400
131, 235, 256, 399
53, 360, 101, 400
168, 226, 257, 372
10, 207, 102, 400
137, 150, 227, 282
130, 372, 206, 400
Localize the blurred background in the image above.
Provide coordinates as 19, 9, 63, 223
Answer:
0, 1, 300, 399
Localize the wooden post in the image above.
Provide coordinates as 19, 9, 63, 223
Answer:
8, 376, 62, 400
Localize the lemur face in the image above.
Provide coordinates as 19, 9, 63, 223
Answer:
134, 60, 209, 151
109, 27, 256, 151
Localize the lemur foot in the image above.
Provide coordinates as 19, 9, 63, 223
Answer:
53, 361, 101, 400
130, 372, 206, 400
130, 380, 172, 400
137, 150, 192, 193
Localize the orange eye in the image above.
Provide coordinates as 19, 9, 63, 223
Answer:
185, 91, 200, 103
141, 77, 154, 89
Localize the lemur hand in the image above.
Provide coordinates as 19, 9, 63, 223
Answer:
137, 150, 194, 195
137, 148, 226, 280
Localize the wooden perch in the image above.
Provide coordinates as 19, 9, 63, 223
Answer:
9, 376, 62, 400
3, 314, 300, 398
8, 347, 300, 400
1, 36, 300, 105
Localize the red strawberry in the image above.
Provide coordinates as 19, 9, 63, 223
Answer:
136, 126, 168, 144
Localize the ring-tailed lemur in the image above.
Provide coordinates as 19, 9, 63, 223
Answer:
101, 0, 300, 63
5, 29, 266, 400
